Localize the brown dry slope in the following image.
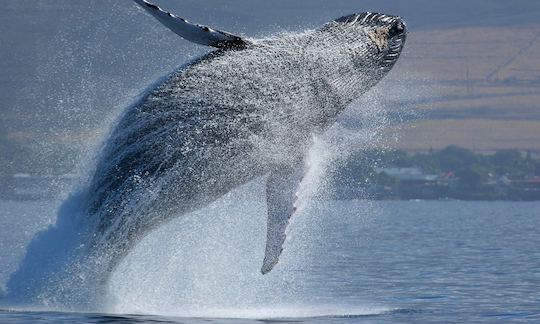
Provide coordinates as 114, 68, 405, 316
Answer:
387, 24, 540, 153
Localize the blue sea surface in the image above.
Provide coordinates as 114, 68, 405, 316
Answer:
1, 199, 539, 323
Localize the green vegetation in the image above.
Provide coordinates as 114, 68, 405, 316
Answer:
339, 146, 538, 180
331, 146, 540, 200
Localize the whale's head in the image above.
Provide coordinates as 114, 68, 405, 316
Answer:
312, 12, 407, 94
276, 12, 407, 125
331, 12, 407, 73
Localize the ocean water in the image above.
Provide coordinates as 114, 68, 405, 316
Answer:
0, 197, 539, 323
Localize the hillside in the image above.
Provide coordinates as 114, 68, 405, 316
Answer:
387, 25, 540, 152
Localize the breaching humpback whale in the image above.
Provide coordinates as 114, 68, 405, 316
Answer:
9, 1, 407, 297
88, 0, 407, 276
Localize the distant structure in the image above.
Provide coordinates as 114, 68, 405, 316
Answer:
466, 66, 473, 95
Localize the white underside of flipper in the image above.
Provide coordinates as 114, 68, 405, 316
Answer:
133, 0, 249, 49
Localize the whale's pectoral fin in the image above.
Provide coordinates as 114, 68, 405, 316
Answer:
133, 0, 249, 50
261, 164, 305, 274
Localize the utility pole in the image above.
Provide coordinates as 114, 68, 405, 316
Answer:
466, 66, 473, 96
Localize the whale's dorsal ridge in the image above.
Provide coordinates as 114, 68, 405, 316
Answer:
133, 0, 249, 50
